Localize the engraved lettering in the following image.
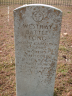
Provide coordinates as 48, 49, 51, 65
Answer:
23, 24, 28, 28
44, 25, 48, 29
49, 23, 53, 29
29, 24, 35, 29
40, 25, 43, 29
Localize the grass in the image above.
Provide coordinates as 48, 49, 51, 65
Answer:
67, 12, 71, 13
0, 5, 72, 96
67, 79, 72, 84
59, 45, 68, 52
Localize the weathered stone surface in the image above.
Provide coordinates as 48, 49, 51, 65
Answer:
14, 4, 62, 96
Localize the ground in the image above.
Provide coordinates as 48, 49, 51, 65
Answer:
0, 5, 72, 96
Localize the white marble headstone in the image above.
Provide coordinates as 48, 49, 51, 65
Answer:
14, 4, 62, 96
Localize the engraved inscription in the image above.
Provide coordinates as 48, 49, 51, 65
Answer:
32, 11, 43, 22
23, 24, 53, 29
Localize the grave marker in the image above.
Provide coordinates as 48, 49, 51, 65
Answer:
14, 4, 62, 96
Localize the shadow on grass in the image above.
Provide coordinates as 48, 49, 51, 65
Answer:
54, 91, 58, 96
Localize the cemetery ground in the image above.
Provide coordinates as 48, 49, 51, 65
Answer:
0, 5, 72, 96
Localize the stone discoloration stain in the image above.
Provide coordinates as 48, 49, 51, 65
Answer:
19, 7, 26, 20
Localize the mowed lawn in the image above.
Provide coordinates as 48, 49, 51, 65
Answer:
0, 5, 72, 96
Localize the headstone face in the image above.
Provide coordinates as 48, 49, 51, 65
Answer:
14, 4, 62, 96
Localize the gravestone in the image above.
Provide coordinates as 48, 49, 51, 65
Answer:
14, 4, 62, 96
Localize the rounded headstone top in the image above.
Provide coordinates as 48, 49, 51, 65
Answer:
14, 4, 62, 13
